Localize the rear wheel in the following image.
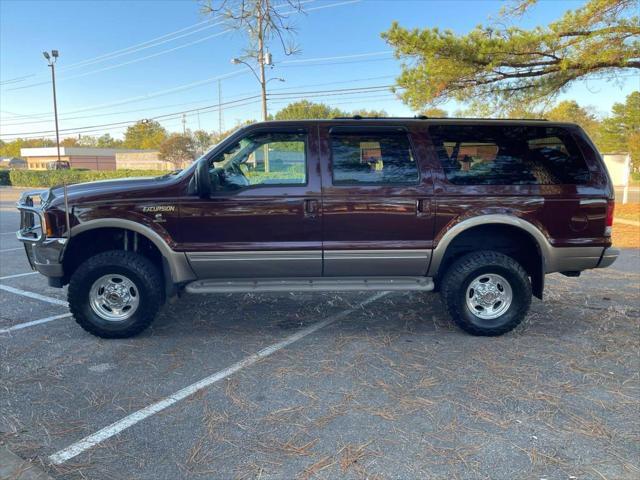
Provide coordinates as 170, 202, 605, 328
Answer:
68, 250, 163, 338
440, 251, 531, 336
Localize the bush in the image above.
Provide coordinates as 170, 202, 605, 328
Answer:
631, 172, 640, 182
0, 170, 9, 185
5, 169, 167, 188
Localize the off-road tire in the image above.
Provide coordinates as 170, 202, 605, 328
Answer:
68, 250, 163, 338
440, 250, 531, 336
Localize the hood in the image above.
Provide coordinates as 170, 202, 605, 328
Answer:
46, 175, 177, 207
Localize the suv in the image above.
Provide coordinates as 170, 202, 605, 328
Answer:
17, 118, 619, 338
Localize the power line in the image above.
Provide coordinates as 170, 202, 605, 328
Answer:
1, 0, 356, 91
0, 55, 398, 121
0, 74, 397, 127
0, 0, 320, 85
1, 84, 399, 139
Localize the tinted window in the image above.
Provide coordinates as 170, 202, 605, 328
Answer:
211, 132, 306, 189
429, 125, 590, 185
331, 132, 419, 185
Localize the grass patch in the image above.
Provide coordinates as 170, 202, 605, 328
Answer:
1, 169, 167, 187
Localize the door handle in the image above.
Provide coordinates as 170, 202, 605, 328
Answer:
304, 199, 320, 217
416, 199, 430, 217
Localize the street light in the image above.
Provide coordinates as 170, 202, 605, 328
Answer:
43, 49, 61, 167
230, 53, 275, 121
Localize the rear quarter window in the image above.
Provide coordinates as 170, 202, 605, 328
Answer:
429, 125, 590, 185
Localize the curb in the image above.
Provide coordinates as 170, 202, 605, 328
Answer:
0, 447, 53, 480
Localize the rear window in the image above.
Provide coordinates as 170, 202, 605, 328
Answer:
429, 125, 590, 185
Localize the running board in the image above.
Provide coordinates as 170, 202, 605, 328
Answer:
185, 276, 434, 294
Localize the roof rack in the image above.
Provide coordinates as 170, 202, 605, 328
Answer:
331, 115, 549, 121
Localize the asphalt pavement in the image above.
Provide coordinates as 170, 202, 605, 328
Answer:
1, 187, 639, 480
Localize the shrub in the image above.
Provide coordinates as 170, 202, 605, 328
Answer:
631, 171, 640, 182
0, 170, 9, 185
6, 169, 167, 188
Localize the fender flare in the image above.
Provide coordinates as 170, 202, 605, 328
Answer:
427, 214, 550, 277
69, 219, 196, 283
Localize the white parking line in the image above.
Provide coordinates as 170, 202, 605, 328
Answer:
0, 247, 24, 253
0, 232, 17, 236
49, 291, 388, 465
0, 284, 68, 306
0, 313, 72, 334
0, 272, 38, 281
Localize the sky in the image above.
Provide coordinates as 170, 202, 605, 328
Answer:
0, 0, 638, 141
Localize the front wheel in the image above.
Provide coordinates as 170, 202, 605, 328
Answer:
440, 251, 532, 336
68, 250, 163, 338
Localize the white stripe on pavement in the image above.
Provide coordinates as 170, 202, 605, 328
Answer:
0, 247, 24, 253
0, 232, 17, 235
0, 284, 68, 306
49, 291, 388, 465
0, 272, 37, 281
0, 313, 72, 334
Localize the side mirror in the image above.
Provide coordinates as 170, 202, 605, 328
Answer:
195, 159, 212, 198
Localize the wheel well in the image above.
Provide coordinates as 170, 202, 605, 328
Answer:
62, 228, 163, 284
436, 224, 544, 299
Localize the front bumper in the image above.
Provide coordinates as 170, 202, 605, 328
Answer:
597, 247, 619, 268
16, 190, 66, 279
21, 239, 66, 277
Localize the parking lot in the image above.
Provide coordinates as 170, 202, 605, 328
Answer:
1, 186, 639, 480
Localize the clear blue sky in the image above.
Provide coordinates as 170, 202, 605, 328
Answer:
1, 0, 637, 141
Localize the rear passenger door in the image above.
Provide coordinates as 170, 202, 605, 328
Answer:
319, 124, 435, 276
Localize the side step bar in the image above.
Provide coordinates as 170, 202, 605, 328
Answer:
185, 276, 434, 294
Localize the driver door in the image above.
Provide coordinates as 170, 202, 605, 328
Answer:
178, 126, 323, 278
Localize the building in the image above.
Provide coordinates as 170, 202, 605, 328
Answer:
115, 151, 189, 171
20, 147, 160, 171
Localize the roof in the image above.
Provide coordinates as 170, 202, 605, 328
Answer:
19, 147, 153, 157
237, 117, 577, 129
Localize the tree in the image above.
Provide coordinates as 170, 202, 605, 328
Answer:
420, 107, 449, 118
202, 0, 305, 120
77, 135, 98, 147
0, 138, 55, 158
599, 91, 640, 170
60, 137, 79, 147
382, 0, 639, 113
159, 133, 196, 168
96, 134, 123, 148
192, 130, 214, 155
544, 100, 602, 142
274, 100, 344, 120
124, 120, 167, 150
350, 108, 388, 118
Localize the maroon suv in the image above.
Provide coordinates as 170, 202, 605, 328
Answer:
17, 118, 619, 338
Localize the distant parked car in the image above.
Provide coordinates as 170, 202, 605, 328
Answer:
46, 160, 70, 170
0, 157, 26, 169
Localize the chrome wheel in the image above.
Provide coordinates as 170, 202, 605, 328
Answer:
465, 273, 512, 320
89, 274, 140, 322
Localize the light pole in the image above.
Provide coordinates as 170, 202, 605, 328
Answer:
231, 52, 274, 121
43, 50, 61, 167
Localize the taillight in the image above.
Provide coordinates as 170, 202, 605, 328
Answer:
605, 199, 615, 237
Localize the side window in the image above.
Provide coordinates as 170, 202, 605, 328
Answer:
210, 132, 307, 190
430, 125, 590, 185
330, 132, 419, 185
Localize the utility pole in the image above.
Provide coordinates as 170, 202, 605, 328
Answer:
217, 79, 223, 133
257, 0, 267, 122
43, 50, 61, 167
182, 114, 186, 135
